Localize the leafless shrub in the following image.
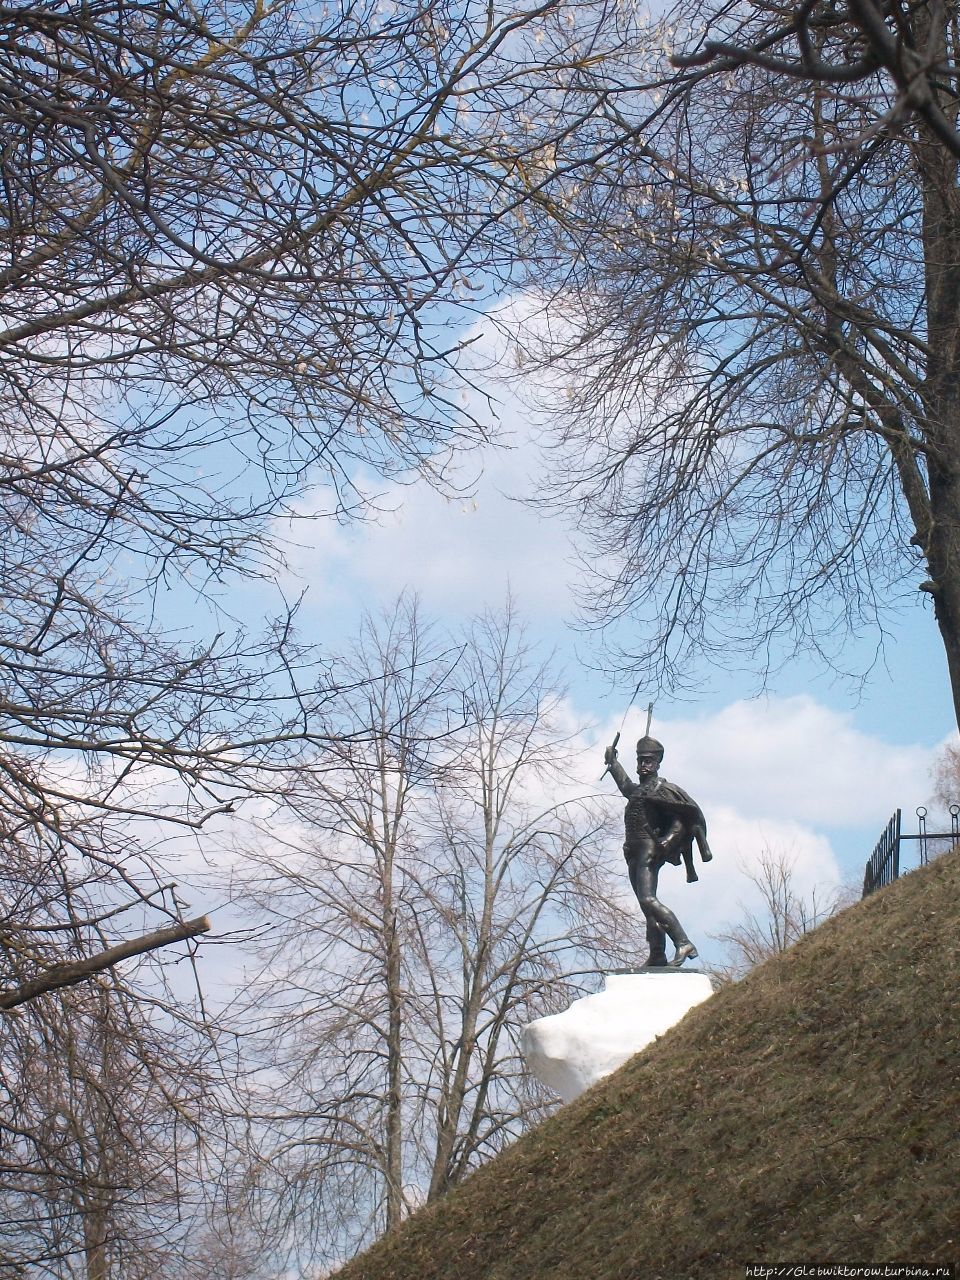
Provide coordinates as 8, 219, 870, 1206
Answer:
711, 846, 852, 980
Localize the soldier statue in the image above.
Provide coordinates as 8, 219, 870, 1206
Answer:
603, 734, 713, 969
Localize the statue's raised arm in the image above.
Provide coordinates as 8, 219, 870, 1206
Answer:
603, 739, 636, 798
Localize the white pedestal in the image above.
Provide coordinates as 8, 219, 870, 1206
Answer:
521, 972, 715, 1102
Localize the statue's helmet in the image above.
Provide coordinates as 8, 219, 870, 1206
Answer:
635, 735, 664, 760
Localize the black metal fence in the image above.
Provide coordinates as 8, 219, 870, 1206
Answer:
862, 805, 960, 897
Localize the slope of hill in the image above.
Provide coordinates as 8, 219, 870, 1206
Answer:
334, 850, 960, 1279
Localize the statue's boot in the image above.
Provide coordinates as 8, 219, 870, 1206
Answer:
645, 951, 668, 968
670, 941, 698, 967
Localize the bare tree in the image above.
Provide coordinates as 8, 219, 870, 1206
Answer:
516, 0, 960, 728
0, 0, 623, 522
0, 963, 240, 1279
0, 0, 626, 1269
0, 0, 617, 975
711, 846, 849, 980
234, 599, 642, 1270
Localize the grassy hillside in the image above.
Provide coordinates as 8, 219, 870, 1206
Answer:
334, 850, 960, 1279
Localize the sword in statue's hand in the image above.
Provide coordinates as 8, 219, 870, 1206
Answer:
600, 731, 620, 780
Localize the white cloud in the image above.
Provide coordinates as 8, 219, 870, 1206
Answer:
277, 296, 580, 623
284, 455, 574, 619
502, 689, 933, 901
592, 807, 840, 968
591, 694, 932, 829
158, 689, 938, 983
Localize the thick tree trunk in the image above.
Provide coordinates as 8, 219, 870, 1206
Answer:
427, 752, 498, 1202
84, 1201, 109, 1280
923, 464, 960, 733
383, 897, 404, 1230
918, 21, 960, 733
808, 78, 960, 730
426, 989, 480, 1202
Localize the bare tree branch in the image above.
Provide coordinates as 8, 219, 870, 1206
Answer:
672, 0, 960, 159
0, 915, 210, 1011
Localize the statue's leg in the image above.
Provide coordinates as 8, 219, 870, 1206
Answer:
645, 916, 668, 966
635, 857, 697, 965
627, 851, 667, 965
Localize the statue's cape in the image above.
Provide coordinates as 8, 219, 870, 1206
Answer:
637, 778, 707, 864
643, 779, 702, 820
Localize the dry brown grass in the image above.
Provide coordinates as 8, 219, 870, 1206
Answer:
334, 851, 960, 1279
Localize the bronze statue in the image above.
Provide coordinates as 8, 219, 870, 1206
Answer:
603, 734, 713, 968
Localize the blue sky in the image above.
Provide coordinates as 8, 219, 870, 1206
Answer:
217, 298, 959, 968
